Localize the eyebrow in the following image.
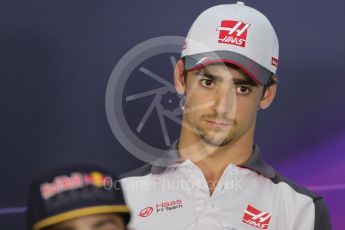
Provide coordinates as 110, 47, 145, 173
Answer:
92, 218, 120, 229
232, 78, 258, 86
197, 72, 257, 86
200, 73, 222, 82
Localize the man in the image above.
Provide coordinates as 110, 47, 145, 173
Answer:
121, 2, 332, 230
27, 164, 131, 230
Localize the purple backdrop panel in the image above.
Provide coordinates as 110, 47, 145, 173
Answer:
276, 130, 345, 229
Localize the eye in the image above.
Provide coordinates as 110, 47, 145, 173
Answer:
236, 86, 251, 95
200, 79, 215, 88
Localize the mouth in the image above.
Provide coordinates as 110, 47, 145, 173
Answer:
205, 119, 232, 128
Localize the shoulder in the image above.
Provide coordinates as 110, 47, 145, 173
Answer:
271, 171, 321, 200
271, 172, 332, 229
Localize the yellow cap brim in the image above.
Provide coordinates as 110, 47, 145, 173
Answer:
33, 205, 130, 230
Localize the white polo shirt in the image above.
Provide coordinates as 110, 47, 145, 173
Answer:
120, 143, 331, 230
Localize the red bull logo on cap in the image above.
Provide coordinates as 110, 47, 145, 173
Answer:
40, 171, 108, 200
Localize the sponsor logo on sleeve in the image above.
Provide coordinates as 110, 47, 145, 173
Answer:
242, 205, 272, 229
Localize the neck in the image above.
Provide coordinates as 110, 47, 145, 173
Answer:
177, 120, 256, 194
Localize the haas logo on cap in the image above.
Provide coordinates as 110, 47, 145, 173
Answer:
217, 20, 250, 47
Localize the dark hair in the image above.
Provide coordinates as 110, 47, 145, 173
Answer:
262, 74, 277, 97
181, 58, 257, 85
181, 57, 277, 96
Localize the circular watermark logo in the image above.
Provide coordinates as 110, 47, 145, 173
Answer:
106, 36, 238, 166
105, 36, 185, 164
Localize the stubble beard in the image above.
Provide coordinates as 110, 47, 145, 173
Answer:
197, 118, 238, 147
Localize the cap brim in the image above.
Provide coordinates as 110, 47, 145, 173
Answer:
184, 51, 272, 85
33, 205, 131, 230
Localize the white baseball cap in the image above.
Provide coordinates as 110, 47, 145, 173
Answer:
181, 1, 279, 85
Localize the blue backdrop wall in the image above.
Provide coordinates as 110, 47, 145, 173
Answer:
1, 0, 344, 229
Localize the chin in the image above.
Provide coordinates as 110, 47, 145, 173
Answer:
200, 133, 233, 147
195, 124, 236, 146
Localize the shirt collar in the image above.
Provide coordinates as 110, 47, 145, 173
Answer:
151, 141, 276, 179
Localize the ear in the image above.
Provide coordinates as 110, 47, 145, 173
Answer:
259, 77, 277, 110
174, 59, 186, 95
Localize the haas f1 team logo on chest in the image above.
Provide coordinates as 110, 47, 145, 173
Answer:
138, 199, 183, 218
217, 20, 250, 47
242, 205, 272, 229
138, 207, 154, 217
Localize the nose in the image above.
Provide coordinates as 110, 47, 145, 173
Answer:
214, 86, 236, 115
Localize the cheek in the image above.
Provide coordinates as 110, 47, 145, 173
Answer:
184, 90, 215, 122
185, 84, 217, 109
235, 97, 258, 122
